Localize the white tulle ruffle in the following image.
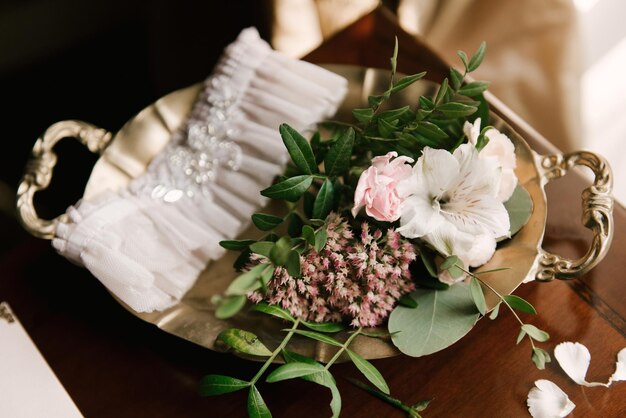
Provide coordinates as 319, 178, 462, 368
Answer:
52, 28, 347, 313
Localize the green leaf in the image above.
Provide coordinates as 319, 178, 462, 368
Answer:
532, 347, 552, 370
503, 294, 537, 315
440, 255, 459, 271
457, 50, 469, 70
447, 264, 465, 279
390, 36, 399, 74
233, 248, 252, 271
469, 277, 486, 315
438, 102, 478, 118
450, 67, 463, 91
286, 250, 301, 277
288, 329, 343, 347
225, 263, 267, 296
248, 386, 272, 418
219, 239, 256, 251
266, 362, 326, 383
415, 121, 448, 140
280, 123, 318, 175
269, 236, 292, 266
434, 78, 449, 105
249, 241, 275, 258
261, 175, 313, 202
390, 72, 426, 94
199, 375, 249, 396
215, 295, 247, 319
287, 213, 304, 237
489, 303, 500, 320
314, 228, 328, 253
250, 303, 295, 323
347, 349, 390, 394
377, 117, 398, 138
521, 324, 550, 342
368, 95, 384, 108
467, 41, 486, 72
420, 250, 438, 278
459, 81, 489, 97
302, 321, 346, 333
413, 399, 433, 412
324, 128, 355, 176
378, 106, 411, 122
389, 285, 479, 356
353, 108, 374, 123
260, 265, 275, 287
302, 225, 316, 246
360, 330, 392, 339
217, 329, 273, 356
398, 294, 418, 309
418, 95, 435, 111
313, 179, 334, 220
516, 328, 527, 345
502, 185, 533, 239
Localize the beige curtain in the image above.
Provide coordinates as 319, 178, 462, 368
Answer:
271, 0, 581, 151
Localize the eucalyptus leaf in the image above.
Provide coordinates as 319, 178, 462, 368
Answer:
248, 386, 272, 418
314, 228, 328, 253
215, 295, 247, 319
217, 329, 272, 357
219, 239, 256, 251
288, 329, 343, 347
261, 175, 313, 202
302, 321, 346, 333
250, 303, 295, 323
266, 362, 326, 383
389, 285, 479, 357
286, 250, 301, 277
516, 328, 527, 345
324, 128, 354, 176
347, 349, 390, 394
531, 347, 551, 370
467, 41, 486, 72
420, 250, 438, 278
199, 375, 249, 396
280, 123, 318, 174
225, 264, 267, 296
390, 72, 426, 94
503, 294, 537, 315
489, 303, 500, 320
249, 242, 274, 258
469, 277, 487, 315
398, 294, 418, 309
440, 255, 459, 271
521, 324, 549, 342
502, 185, 533, 239
269, 236, 292, 266
302, 225, 316, 246
313, 179, 334, 220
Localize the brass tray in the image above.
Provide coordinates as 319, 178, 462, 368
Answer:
16, 65, 614, 362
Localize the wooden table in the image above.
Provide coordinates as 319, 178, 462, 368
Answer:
2, 7, 624, 418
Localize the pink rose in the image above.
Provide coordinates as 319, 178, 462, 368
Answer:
352, 152, 413, 222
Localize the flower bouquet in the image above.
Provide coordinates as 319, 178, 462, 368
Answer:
202, 42, 556, 417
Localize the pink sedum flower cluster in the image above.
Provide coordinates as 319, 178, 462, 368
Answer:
248, 213, 416, 327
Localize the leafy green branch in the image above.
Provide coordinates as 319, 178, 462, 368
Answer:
347, 378, 431, 418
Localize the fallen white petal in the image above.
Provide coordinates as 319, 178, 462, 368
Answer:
609, 347, 626, 383
527, 379, 575, 418
554, 342, 609, 387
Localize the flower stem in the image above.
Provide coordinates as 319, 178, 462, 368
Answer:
324, 327, 363, 370
250, 318, 301, 385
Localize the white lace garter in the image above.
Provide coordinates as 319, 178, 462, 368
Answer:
52, 28, 347, 313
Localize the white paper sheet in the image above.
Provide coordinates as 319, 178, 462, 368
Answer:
0, 302, 83, 418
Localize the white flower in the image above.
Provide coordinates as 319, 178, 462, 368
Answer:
464, 118, 518, 202
527, 380, 575, 418
554, 342, 609, 387
610, 347, 626, 383
396, 144, 510, 273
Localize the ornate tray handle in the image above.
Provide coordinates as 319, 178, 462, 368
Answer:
536, 151, 614, 281
16, 120, 112, 239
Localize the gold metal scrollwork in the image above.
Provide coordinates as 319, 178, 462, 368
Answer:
536, 151, 614, 281
16, 121, 112, 239
0, 302, 15, 323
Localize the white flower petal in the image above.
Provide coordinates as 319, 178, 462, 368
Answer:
419, 147, 459, 198
609, 347, 626, 383
441, 193, 510, 237
397, 195, 443, 238
527, 379, 575, 418
463, 117, 481, 144
554, 342, 609, 387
